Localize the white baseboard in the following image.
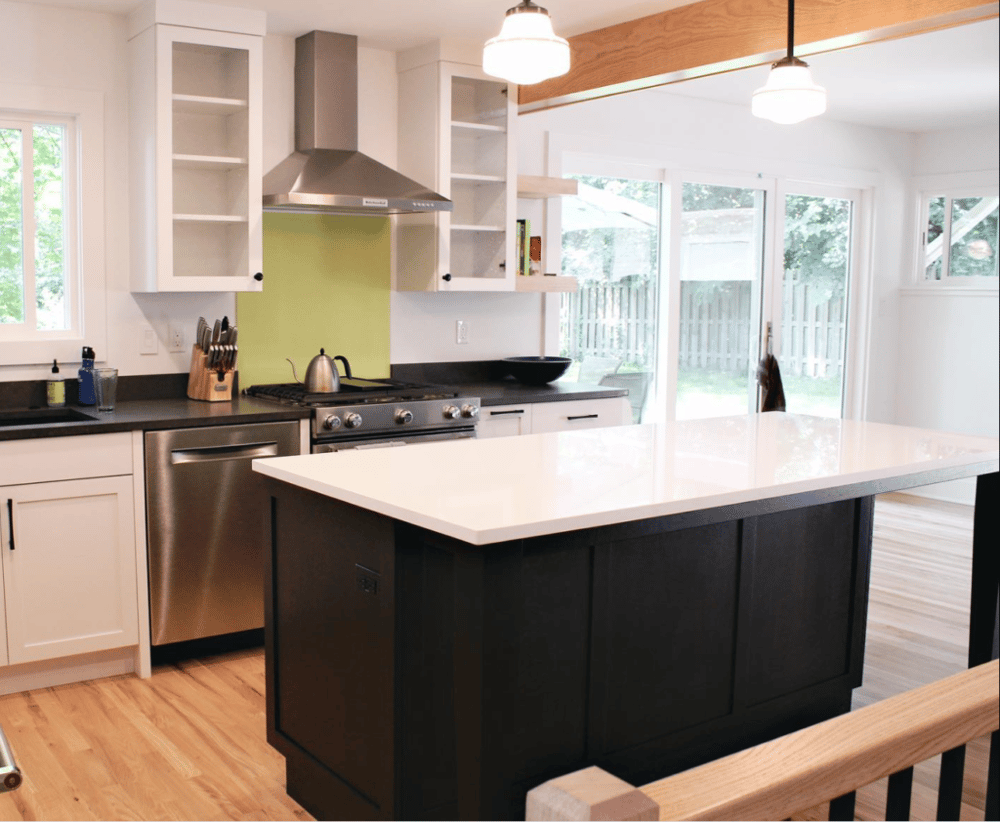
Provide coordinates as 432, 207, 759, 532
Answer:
0, 646, 136, 696
898, 477, 977, 506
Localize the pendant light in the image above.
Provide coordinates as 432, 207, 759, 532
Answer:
752, 0, 826, 124
483, 1, 570, 86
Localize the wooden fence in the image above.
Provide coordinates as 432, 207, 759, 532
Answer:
560, 277, 845, 378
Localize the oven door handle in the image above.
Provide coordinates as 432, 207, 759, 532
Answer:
351, 441, 409, 450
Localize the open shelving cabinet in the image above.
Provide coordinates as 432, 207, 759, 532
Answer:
129, 22, 263, 292
396, 60, 517, 292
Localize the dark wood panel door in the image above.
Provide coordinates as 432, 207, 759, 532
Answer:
270, 492, 395, 816
736, 498, 862, 707
589, 520, 741, 756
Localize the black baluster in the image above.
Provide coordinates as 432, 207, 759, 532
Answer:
986, 729, 998, 822
886, 767, 914, 821
829, 790, 856, 821
936, 744, 966, 820
968, 472, 998, 668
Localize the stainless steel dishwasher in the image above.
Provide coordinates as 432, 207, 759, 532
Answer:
145, 421, 299, 646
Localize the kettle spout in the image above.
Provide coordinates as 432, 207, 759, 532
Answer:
286, 358, 302, 384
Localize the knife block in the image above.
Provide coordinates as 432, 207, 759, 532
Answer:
187, 345, 235, 402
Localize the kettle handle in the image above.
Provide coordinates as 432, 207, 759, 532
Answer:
286, 358, 302, 384
334, 355, 353, 380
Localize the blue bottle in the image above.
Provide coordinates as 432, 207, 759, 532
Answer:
78, 346, 96, 405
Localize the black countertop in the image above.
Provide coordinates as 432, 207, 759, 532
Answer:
390, 360, 628, 407
1, 363, 626, 442
0, 396, 309, 442
442, 379, 627, 407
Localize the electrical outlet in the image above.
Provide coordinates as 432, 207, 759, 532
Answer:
139, 323, 158, 355
456, 320, 469, 345
167, 322, 185, 353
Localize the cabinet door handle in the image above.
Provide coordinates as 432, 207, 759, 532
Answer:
567, 414, 599, 421
6, 499, 13, 551
490, 409, 525, 416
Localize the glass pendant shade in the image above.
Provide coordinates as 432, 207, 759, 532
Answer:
483, 2, 570, 85
752, 58, 827, 124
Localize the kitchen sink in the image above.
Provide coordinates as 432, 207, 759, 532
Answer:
0, 407, 98, 427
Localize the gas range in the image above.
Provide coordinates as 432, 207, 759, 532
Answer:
244, 379, 481, 453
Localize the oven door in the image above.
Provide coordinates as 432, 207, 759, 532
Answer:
312, 427, 476, 454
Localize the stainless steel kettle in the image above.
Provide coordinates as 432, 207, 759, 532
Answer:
287, 349, 352, 393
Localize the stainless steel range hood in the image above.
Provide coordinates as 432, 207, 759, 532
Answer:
262, 31, 451, 216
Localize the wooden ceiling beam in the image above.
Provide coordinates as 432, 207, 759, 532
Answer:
518, 0, 999, 112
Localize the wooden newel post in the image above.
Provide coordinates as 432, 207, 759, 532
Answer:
526, 766, 660, 821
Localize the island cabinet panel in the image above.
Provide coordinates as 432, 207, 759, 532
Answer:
264, 482, 875, 821
587, 523, 741, 755
265, 488, 396, 819
736, 498, 873, 708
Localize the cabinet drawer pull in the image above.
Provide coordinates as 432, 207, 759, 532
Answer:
6, 499, 13, 551
566, 414, 599, 421
489, 409, 525, 416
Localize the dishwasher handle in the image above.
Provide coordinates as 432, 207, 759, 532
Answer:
0, 725, 22, 792
170, 441, 281, 465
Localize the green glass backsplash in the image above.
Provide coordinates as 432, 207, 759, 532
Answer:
236, 213, 391, 388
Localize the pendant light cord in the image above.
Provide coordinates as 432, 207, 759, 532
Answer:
787, 0, 795, 59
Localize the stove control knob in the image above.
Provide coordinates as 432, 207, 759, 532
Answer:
395, 409, 414, 425
443, 405, 460, 419
461, 404, 480, 419
344, 412, 363, 429
323, 415, 342, 431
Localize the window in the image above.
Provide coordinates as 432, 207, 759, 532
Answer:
1, 117, 76, 335
922, 191, 999, 283
0, 83, 104, 366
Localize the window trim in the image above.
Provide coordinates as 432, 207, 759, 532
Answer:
0, 83, 106, 366
909, 171, 1000, 293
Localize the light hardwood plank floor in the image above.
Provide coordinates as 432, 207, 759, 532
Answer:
0, 492, 989, 821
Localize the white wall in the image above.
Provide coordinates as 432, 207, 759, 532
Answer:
0, 3, 406, 382
0, 0, 233, 381
895, 124, 999, 503
513, 89, 917, 424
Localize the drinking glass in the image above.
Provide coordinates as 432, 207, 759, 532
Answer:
94, 368, 118, 411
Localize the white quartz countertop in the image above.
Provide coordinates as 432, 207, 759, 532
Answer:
252, 414, 999, 545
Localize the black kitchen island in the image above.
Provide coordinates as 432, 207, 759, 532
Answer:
254, 414, 998, 820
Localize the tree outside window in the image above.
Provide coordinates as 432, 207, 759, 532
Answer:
1, 120, 69, 331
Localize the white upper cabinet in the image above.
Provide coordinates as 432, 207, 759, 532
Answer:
128, 1, 265, 292
395, 44, 518, 292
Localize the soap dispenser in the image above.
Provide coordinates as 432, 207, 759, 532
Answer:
47, 360, 66, 407
78, 346, 96, 405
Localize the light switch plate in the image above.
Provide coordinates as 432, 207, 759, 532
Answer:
140, 323, 158, 355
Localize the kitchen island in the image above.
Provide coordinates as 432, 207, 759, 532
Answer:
253, 414, 999, 821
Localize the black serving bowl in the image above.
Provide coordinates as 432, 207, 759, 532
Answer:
502, 356, 573, 385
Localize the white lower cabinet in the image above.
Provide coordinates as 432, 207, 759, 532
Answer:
0, 434, 138, 668
530, 397, 631, 434
477, 404, 533, 439
478, 396, 630, 439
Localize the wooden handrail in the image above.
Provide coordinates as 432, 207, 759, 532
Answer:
526, 659, 999, 821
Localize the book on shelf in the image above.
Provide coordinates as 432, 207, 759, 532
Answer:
516, 219, 531, 275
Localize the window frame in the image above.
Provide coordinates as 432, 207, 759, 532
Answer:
916, 185, 999, 290
0, 83, 106, 366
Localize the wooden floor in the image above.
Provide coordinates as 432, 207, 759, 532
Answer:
0, 492, 989, 821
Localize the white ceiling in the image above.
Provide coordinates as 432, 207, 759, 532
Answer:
655, 18, 1000, 133
9, 0, 999, 132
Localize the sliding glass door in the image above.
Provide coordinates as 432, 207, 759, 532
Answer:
559, 174, 661, 423
674, 179, 769, 420
558, 168, 863, 423
778, 185, 857, 418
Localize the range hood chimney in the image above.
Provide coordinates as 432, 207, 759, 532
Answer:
262, 31, 452, 216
